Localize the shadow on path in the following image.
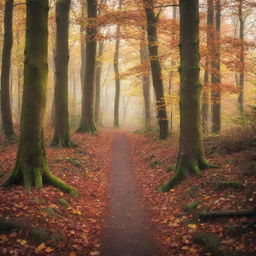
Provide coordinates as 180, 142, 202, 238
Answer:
101, 132, 157, 256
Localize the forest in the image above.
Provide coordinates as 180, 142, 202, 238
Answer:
0, 0, 256, 255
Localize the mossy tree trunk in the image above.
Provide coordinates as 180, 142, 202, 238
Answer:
140, 31, 151, 131
52, 0, 73, 147
1, 0, 15, 138
211, 0, 221, 133
1, 0, 75, 194
143, 0, 169, 139
159, 0, 213, 192
95, 41, 104, 125
202, 0, 214, 133
78, 0, 97, 133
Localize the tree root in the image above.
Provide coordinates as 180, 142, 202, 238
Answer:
199, 206, 256, 222
1, 165, 77, 195
158, 157, 216, 192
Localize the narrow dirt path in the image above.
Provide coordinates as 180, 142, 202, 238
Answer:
101, 131, 157, 256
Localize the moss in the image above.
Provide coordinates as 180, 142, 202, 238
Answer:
183, 201, 199, 213
166, 165, 175, 172
215, 181, 244, 191
29, 227, 49, 242
150, 160, 163, 168
66, 157, 82, 167
147, 153, 156, 160
43, 207, 59, 217
58, 198, 69, 207
187, 186, 198, 196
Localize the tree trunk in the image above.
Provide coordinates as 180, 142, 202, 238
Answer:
113, 0, 122, 128
78, 0, 97, 133
140, 31, 151, 131
159, 0, 214, 192
238, 0, 244, 116
95, 41, 104, 124
80, 0, 86, 92
52, 0, 73, 147
211, 0, 221, 133
202, 0, 214, 133
1, 0, 75, 194
1, 0, 15, 138
143, 0, 169, 139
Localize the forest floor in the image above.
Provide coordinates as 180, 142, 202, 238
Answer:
0, 129, 255, 256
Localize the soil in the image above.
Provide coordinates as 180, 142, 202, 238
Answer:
101, 131, 157, 256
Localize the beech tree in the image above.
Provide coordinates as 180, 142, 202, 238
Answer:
211, 0, 221, 133
113, 0, 122, 128
78, 0, 97, 133
95, 41, 104, 125
237, 0, 245, 115
1, 0, 15, 138
140, 31, 151, 131
159, 0, 214, 192
1, 0, 75, 193
52, 0, 73, 147
202, 0, 214, 133
143, 0, 169, 139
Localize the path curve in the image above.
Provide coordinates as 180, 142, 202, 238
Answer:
101, 131, 157, 256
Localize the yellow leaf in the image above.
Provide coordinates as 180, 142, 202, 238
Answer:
44, 247, 54, 253
16, 239, 27, 245
90, 251, 101, 256
35, 243, 46, 253
0, 234, 8, 244
187, 224, 197, 230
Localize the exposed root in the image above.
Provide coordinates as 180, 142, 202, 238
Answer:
158, 156, 216, 192
1, 164, 77, 195
199, 206, 256, 222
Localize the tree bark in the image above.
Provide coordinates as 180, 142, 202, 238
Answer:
1, 0, 15, 138
199, 206, 256, 221
140, 31, 151, 131
113, 0, 122, 128
211, 0, 221, 133
95, 41, 104, 124
52, 0, 73, 147
51, 0, 73, 147
143, 0, 169, 139
238, 0, 244, 116
159, 0, 214, 192
78, 0, 97, 133
202, 0, 214, 133
80, 0, 86, 92
1, 0, 75, 194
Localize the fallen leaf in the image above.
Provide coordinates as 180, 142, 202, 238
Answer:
35, 243, 46, 253
44, 247, 54, 253
16, 239, 27, 245
90, 251, 101, 256
187, 224, 197, 230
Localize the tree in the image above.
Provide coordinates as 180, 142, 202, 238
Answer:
95, 40, 104, 125
140, 30, 151, 131
1, 0, 15, 138
113, 1, 121, 128
237, 0, 245, 115
143, 0, 169, 139
159, 0, 214, 192
211, 0, 221, 133
202, 0, 214, 133
1, 0, 75, 193
78, 0, 97, 133
52, 0, 73, 147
